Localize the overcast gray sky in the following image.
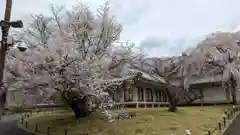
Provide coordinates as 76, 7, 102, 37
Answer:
1, 0, 240, 56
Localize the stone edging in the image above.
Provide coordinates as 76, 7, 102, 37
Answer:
17, 116, 43, 135
17, 122, 43, 135
222, 112, 240, 135
17, 112, 57, 135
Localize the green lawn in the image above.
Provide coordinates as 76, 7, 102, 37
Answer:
22, 106, 230, 135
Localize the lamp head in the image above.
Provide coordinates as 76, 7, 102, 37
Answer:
17, 42, 27, 52
10, 20, 23, 28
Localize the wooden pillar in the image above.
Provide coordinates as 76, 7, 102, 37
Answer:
133, 87, 138, 101
144, 88, 147, 108
161, 91, 164, 102
133, 87, 139, 108
120, 89, 124, 103
153, 89, 156, 102
152, 89, 156, 108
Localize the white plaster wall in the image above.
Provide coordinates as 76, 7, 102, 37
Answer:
169, 79, 180, 86
202, 87, 228, 102
236, 89, 240, 102
224, 89, 240, 102
117, 81, 233, 105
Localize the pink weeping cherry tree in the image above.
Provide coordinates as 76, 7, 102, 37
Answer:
131, 53, 204, 112
188, 31, 240, 105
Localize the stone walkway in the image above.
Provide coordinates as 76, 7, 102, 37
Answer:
224, 113, 240, 135
0, 114, 35, 135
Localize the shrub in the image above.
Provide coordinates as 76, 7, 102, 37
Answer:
9, 106, 28, 113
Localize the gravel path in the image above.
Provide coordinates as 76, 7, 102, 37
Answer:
0, 114, 35, 135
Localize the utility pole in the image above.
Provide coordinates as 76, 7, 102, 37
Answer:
0, 0, 23, 116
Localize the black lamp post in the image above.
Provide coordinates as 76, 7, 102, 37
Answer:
0, 0, 24, 116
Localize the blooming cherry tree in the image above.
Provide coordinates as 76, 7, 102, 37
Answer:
4, 2, 140, 118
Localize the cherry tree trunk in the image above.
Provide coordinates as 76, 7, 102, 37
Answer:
0, 90, 6, 117
61, 92, 92, 119
166, 88, 178, 112
69, 97, 91, 119
230, 85, 237, 105
231, 92, 237, 104
230, 76, 237, 105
